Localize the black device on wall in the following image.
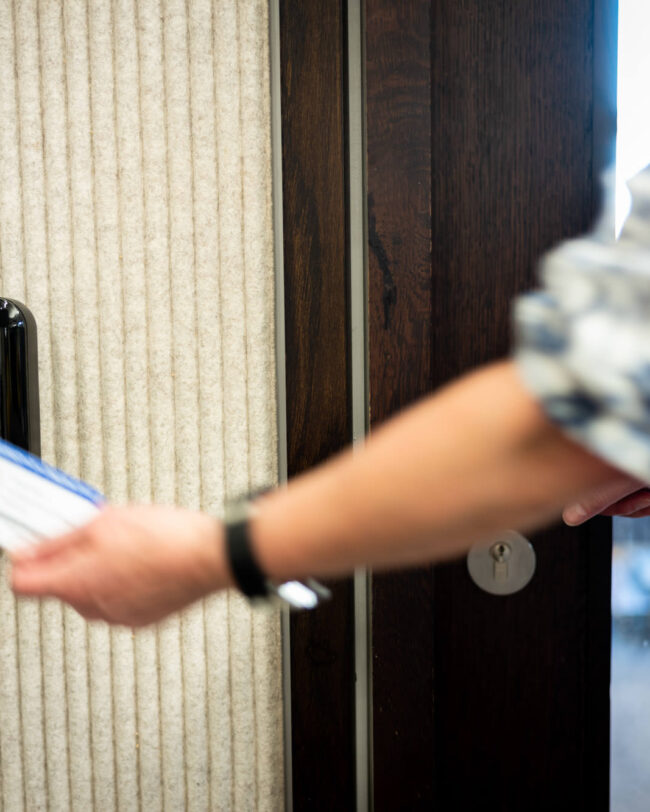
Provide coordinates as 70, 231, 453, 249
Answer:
0, 299, 40, 457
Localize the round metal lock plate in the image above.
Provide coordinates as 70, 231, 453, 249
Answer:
467, 530, 536, 596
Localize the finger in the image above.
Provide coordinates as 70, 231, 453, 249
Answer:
563, 475, 645, 525
11, 555, 83, 599
10, 527, 86, 565
619, 506, 650, 519
600, 489, 650, 516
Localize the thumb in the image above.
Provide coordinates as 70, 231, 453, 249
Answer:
563, 474, 643, 526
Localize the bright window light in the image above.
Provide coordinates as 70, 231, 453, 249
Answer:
615, 0, 650, 234
611, 6, 650, 811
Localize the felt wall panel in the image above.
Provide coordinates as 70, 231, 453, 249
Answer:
0, 1, 283, 809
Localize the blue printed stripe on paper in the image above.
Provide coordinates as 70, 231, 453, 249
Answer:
0, 438, 104, 506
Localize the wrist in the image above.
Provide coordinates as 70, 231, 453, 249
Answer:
223, 490, 331, 609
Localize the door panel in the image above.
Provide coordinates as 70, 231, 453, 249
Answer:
282, 1, 615, 808
280, 1, 356, 808
368, 1, 613, 809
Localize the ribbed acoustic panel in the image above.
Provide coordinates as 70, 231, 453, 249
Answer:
0, 1, 283, 809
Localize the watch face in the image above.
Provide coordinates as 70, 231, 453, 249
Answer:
274, 580, 332, 610
275, 581, 319, 609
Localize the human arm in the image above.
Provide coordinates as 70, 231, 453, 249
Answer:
10, 359, 620, 625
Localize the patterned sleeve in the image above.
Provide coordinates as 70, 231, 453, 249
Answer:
514, 167, 650, 482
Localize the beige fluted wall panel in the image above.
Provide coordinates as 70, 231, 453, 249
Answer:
0, 1, 283, 809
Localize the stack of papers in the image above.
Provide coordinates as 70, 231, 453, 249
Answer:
0, 438, 103, 552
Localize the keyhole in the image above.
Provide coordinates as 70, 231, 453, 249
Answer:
491, 542, 511, 563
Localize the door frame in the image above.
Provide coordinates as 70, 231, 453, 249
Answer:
277, 0, 619, 808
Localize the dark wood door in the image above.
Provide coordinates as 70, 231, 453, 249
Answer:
280, 2, 356, 809
368, 1, 616, 810
281, 0, 618, 809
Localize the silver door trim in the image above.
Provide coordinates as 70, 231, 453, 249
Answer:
269, 2, 292, 810
348, 0, 371, 809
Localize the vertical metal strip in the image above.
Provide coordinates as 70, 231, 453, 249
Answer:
269, 1, 292, 810
593, 0, 619, 237
593, 0, 618, 179
348, 0, 370, 809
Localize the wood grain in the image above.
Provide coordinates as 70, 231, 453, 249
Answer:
280, 1, 355, 808
368, 0, 612, 808
365, 1, 436, 807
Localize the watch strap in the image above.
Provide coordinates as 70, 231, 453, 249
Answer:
224, 509, 269, 599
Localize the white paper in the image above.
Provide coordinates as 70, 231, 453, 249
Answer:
0, 438, 103, 551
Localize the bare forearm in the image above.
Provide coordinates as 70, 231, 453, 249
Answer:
252, 361, 618, 581
9, 360, 622, 627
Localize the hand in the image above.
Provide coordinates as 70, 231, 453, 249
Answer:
9, 504, 233, 626
563, 474, 650, 526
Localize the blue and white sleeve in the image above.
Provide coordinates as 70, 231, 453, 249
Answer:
514, 167, 650, 483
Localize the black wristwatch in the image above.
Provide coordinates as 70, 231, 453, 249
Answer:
223, 493, 331, 610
